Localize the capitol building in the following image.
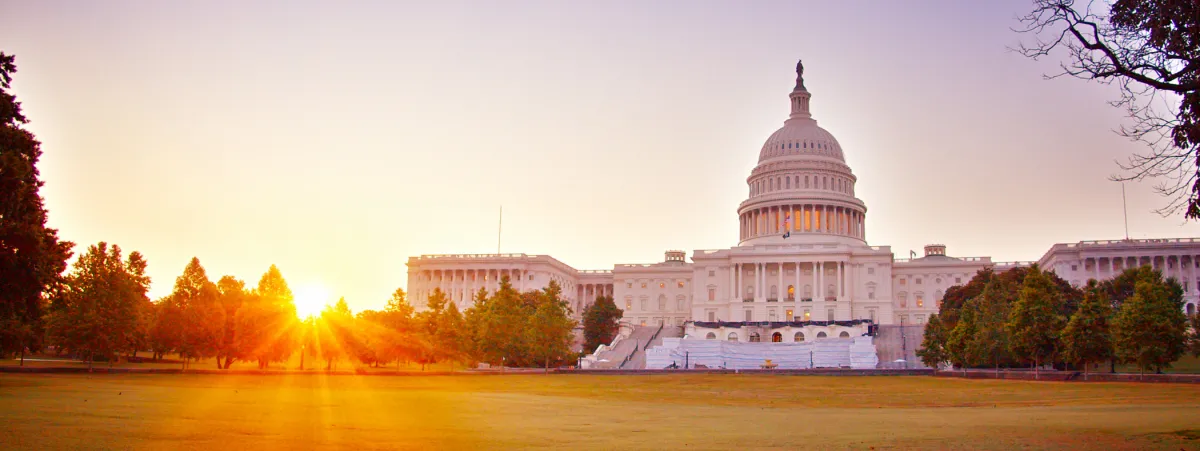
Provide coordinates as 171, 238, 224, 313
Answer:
406, 61, 1200, 348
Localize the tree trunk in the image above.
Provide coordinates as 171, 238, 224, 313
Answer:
19, 347, 24, 367
299, 352, 304, 371
1033, 357, 1038, 380
1084, 362, 1089, 381
224, 357, 234, 369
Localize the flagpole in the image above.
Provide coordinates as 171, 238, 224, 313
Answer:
497, 206, 503, 254
1121, 183, 1130, 240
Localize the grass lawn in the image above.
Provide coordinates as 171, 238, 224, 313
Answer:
1, 374, 1199, 450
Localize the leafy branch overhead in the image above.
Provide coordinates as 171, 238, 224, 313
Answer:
1015, 0, 1200, 218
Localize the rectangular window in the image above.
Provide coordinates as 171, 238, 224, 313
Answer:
708, 270, 715, 277
626, 282, 632, 288
678, 281, 685, 288
786, 309, 794, 320
804, 310, 811, 320
899, 314, 909, 324
955, 277, 962, 284
827, 309, 835, 321
641, 282, 647, 288
916, 278, 922, 285
867, 267, 874, 275
708, 289, 716, 301
916, 314, 925, 324
744, 310, 753, 322
768, 310, 777, 321
707, 311, 715, 322
899, 279, 906, 286
868, 309, 876, 322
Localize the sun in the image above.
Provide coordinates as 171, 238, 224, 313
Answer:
293, 283, 331, 319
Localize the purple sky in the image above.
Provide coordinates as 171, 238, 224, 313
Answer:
3, 0, 1196, 312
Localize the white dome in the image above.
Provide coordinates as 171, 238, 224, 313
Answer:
758, 121, 844, 163
736, 60, 867, 247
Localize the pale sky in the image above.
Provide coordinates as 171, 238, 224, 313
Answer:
3, 0, 1198, 313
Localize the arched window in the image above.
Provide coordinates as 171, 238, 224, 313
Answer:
706, 332, 717, 340
727, 332, 739, 341
816, 331, 827, 339
745, 285, 753, 299
772, 332, 783, 342
826, 284, 835, 298
769, 285, 778, 299
804, 284, 812, 298
898, 292, 907, 308
794, 332, 805, 342
839, 331, 850, 338
749, 332, 761, 342
787, 285, 795, 300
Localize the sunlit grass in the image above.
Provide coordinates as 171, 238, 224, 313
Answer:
1, 374, 1198, 450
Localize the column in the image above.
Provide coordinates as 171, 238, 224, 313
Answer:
811, 261, 818, 300
753, 263, 760, 300
837, 261, 844, 298
1093, 258, 1099, 281
756, 262, 763, 300
736, 263, 743, 300
794, 261, 801, 301
817, 262, 823, 301
729, 263, 736, 300
777, 262, 784, 301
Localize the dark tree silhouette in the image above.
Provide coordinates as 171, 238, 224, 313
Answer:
1015, 0, 1200, 217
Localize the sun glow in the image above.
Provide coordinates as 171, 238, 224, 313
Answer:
293, 283, 332, 319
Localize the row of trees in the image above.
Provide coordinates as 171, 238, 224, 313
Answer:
918, 265, 1198, 375
33, 243, 592, 371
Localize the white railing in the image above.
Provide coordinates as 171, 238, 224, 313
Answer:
992, 261, 1035, 267
578, 270, 613, 275
1078, 238, 1200, 246
415, 253, 533, 260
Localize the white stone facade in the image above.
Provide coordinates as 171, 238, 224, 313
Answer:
404, 61, 1200, 335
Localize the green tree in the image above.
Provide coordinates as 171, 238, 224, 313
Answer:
234, 265, 298, 369
46, 242, 149, 367
1007, 265, 1066, 377
1113, 279, 1189, 374
167, 258, 224, 369
148, 297, 182, 360
215, 276, 247, 369
945, 301, 977, 369
967, 280, 1014, 372
315, 298, 355, 370
1016, 0, 1200, 218
0, 52, 74, 359
465, 277, 528, 367
1060, 282, 1113, 380
414, 288, 449, 370
916, 313, 949, 369
581, 295, 622, 353
526, 280, 576, 370
435, 302, 468, 369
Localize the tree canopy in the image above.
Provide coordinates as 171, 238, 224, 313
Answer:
0, 52, 73, 358
1016, 0, 1200, 217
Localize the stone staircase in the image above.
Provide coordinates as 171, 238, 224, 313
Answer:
874, 325, 929, 369
592, 325, 660, 369
626, 325, 682, 369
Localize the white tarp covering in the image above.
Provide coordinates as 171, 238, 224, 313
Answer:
644, 337, 878, 370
